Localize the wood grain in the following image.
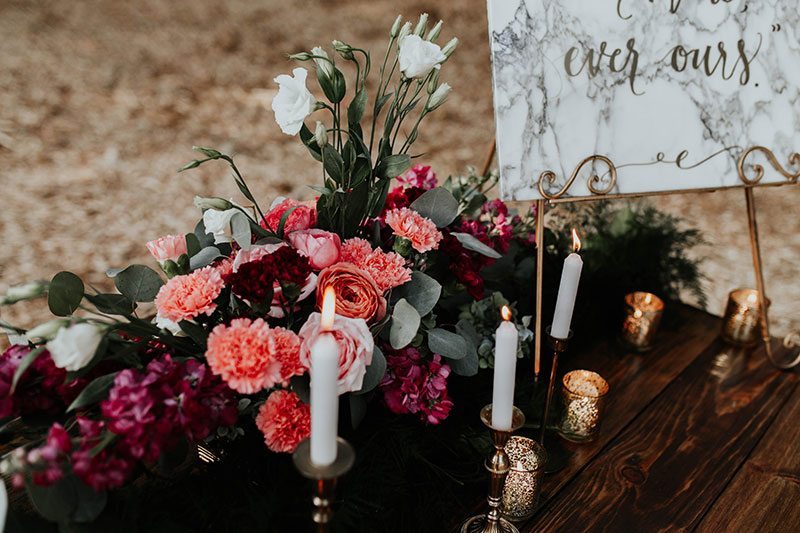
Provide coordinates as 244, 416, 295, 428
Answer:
696, 384, 800, 532
524, 339, 798, 532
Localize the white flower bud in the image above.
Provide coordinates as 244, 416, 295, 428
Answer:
427, 70, 440, 94
194, 196, 233, 211
441, 37, 459, 58
390, 15, 403, 37
331, 40, 354, 60
426, 83, 451, 111
288, 52, 312, 61
2, 281, 47, 305
414, 13, 429, 36
26, 319, 69, 341
397, 22, 412, 43
426, 20, 443, 41
314, 121, 328, 148
311, 46, 334, 79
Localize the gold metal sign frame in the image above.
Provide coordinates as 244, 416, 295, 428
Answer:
483, 143, 800, 374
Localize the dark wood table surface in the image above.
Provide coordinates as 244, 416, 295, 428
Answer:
471, 305, 800, 532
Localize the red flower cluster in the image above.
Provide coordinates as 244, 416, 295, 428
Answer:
225, 246, 311, 303
380, 346, 453, 425
101, 355, 238, 463
0, 346, 85, 419
71, 418, 136, 491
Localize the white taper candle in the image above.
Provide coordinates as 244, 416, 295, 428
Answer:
551, 229, 583, 339
491, 306, 519, 430
310, 287, 339, 466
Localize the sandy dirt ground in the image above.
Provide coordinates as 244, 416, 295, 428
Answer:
1, 0, 797, 338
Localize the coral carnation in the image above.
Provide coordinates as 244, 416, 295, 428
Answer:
385, 207, 443, 253
154, 266, 224, 323
255, 390, 311, 453
340, 238, 374, 265
339, 238, 411, 293
205, 318, 284, 394
271, 327, 304, 383
316, 262, 386, 322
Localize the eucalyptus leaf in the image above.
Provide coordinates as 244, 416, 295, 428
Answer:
410, 187, 459, 227
27, 476, 79, 523
389, 298, 420, 349
427, 328, 468, 360
450, 232, 503, 259
355, 345, 387, 395
84, 294, 134, 316
179, 320, 207, 348
185, 232, 201, 257
67, 372, 119, 412
448, 346, 479, 377
189, 246, 224, 270
193, 219, 215, 248
113, 265, 164, 303
71, 479, 108, 523
391, 271, 441, 317
48, 271, 84, 316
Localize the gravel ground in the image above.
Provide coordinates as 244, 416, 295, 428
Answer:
1, 0, 797, 338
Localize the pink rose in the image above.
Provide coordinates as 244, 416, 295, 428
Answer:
288, 229, 341, 270
261, 197, 317, 233
146, 234, 188, 263
299, 312, 374, 394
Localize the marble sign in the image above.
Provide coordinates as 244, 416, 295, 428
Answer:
487, 0, 800, 201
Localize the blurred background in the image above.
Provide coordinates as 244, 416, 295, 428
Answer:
1, 0, 797, 334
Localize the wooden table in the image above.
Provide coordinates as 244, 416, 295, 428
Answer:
475, 306, 799, 532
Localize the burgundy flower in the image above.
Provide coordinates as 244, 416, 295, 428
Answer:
225, 246, 312, 304
380, 346, 453, 425
72, 418, 136, 492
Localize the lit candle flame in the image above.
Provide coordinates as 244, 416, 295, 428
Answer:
571, 228, 582, 253
746, 291, 758, 306
501, 305, 512, 321
644, 293, 652, 305
320, 286, 336, 331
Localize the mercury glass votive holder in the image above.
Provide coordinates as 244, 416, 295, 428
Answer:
620, 292, 665, 352
501, 436, 546, 522
721, 288, 769, 347
559, 370, 610, 442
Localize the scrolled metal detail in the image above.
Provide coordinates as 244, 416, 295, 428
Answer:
537, 155, 617, 200
736, 146, 800, 186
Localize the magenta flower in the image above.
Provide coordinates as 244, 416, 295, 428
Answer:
380, 347, 453, 425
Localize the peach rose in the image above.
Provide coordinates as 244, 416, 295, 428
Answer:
316, 263, 386, 322
299, 312, 374, 394
261, 197, 317, 234
288, 229, 341, 270
146, 234, 188, 263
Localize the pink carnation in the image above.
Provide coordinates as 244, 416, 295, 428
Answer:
397, 164, 437, 190
385, 207, 443, 253
261, 198, 317, 233
146, 234, 188, 263
340, 238, 374, 265
255, 390, 310, 453
271, 327, 305, 383
339, 238, 411, 292
205, 318, 283, 394
299, 312, 374, 394
154, 266, 224, 323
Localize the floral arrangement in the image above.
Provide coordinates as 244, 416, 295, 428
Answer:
0, 15, 539, 525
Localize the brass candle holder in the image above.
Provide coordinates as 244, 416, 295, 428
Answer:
501, 436, 546, 522
721, 288, 769, 347
537, 327, 572, 474
620, 292, 665, 351
461, 404, 525, 533
558, 370, 609, 442
292, 437, 356, 533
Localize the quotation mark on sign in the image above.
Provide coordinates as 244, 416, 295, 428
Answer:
772, 23, 782, 32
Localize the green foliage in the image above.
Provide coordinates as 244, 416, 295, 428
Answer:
389, 298, 420, 349
48, 271, 84, 316
410, 187, 459, 227
112, 265, 164, 303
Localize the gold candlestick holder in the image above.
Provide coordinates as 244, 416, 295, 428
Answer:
537, 327, 572, 474
461, 404, 525, 533
292, 437, 356, 533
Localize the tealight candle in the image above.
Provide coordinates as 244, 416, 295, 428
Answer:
620, 291, 665, 351
310, 286, 339, 466
558, 370, 609, 442
501, 436, 546, 522
721, 288, 768, 347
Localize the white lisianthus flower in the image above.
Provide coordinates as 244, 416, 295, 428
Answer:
398, 35, 447, 79
25, 319, 69, 342
47, 323, 104, 371
202, 207, 239, 244
271, 67, 316, 135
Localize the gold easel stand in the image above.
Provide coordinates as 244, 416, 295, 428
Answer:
481, 139, 800, 370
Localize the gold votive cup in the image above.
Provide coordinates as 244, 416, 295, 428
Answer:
559, 370, 609, 442
721, 288, 769, 347
620, 291, 665, 352
501, 437, 546, 522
